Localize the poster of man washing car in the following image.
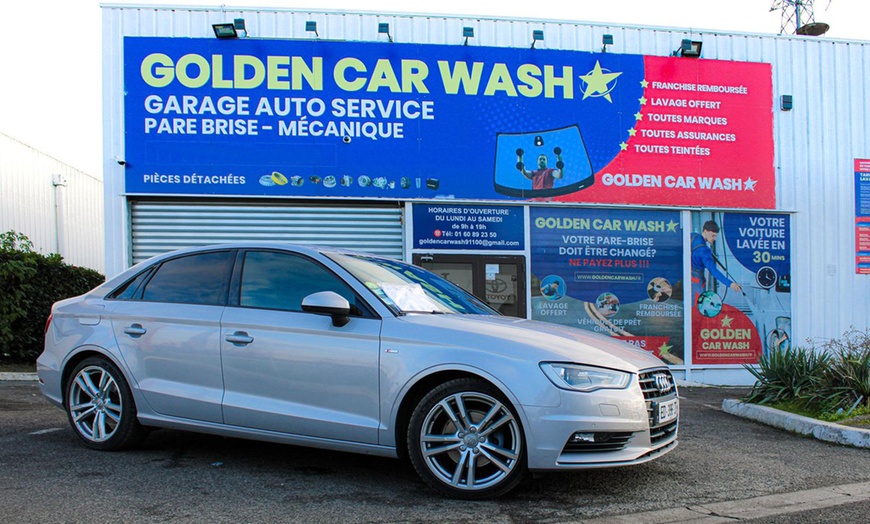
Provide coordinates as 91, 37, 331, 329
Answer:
690, 211, 792, 365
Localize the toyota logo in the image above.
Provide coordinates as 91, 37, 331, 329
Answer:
486, 278, 509, 293
654, 373, 673, 394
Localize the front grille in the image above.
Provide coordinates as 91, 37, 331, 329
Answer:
638, 368, 678, 446
562, 432, 634, 453
650, 420, 678, 445
638, 369, 676, 402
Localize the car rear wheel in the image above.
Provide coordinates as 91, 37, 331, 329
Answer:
407, 378, 527, 499
66, 356, 145, 450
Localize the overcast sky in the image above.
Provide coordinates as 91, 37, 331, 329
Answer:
2, 0, 867, 177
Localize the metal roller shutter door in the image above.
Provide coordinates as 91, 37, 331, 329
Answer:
130, 201, 404, 265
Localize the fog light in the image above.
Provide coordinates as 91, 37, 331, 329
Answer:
570, 432, 596, 443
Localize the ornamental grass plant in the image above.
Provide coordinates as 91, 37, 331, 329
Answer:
743, 345, 829, 406
743, 328, 870, 422
818, 330, 870, 413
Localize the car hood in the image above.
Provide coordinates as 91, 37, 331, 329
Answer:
396, 314, 668, 373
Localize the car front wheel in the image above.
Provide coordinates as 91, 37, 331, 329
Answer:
408, 378, 527, 499
65, 356, 145, 450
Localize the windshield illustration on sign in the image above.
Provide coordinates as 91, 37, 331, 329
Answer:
690, 212, 792, 365
124, 37, 774, 208
493, 125, 594, 198
530, 208, 684, 364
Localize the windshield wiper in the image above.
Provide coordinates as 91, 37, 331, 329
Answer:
399, 310, 451, 315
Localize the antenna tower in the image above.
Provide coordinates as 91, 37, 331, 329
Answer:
770, 1, 831, 36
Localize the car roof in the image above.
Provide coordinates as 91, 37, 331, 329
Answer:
156, 242, 381, 259
97, 242, 393, 294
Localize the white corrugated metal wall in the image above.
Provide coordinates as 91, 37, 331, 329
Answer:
102, 5, 869, 346
0, 132, 104, 272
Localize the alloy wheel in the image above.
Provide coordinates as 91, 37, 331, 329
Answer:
418, 390, 522, 492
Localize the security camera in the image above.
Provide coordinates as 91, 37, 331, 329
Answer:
115, 156, 127, 166
342, 136, 352, 144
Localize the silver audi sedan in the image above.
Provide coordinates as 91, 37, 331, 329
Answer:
38, 243, 678, 499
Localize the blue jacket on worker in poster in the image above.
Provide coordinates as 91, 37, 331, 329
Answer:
690, 232, 733, 296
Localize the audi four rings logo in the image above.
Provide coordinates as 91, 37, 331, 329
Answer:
654, 373, 673, 394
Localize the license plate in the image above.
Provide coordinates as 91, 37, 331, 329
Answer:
656, 398, 679, 425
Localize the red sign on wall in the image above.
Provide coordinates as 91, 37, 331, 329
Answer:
558, 56, 774, 209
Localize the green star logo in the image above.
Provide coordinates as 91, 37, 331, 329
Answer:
579, 61, 623, 102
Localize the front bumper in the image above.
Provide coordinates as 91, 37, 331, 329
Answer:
522, 369, 679, 471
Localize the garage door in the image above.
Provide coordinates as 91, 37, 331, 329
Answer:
130, 200, 404, 265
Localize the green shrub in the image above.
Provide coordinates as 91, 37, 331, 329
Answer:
0, 232, 37, 353
0, 231, 104, 364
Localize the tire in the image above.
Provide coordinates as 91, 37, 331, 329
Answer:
407, 378, 527, 499
65, 356, 146, 451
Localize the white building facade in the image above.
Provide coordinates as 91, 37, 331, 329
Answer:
0, 132, 104, 272
101, 4, 870, 384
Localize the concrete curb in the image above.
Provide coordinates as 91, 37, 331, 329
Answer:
723, 398, 870, 449
676, 380, 731, 388
0, 372, 37, 382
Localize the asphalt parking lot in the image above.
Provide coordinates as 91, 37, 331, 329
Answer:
2, 382, 869, 523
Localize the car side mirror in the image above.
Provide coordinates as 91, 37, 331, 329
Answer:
301, 291, 351, 327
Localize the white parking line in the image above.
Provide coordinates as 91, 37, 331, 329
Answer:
29, 428, 64, 435
0, 372, 38, 381
577, 481, 870, 523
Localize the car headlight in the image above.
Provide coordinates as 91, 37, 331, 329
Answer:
540, 363, 631, 392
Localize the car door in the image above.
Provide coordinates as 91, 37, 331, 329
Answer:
220, 249, 382, 443
110, 250, 235, 423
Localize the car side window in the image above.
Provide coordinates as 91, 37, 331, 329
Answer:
239, 251, 366, 315
141, 251, 235, 305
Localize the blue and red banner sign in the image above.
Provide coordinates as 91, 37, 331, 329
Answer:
124, 37, 774, 208
529, 207, 685, 363
856, 159, 870, 274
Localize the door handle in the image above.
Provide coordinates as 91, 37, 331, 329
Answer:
123, 324, 147, 337
225, 331, 254, 345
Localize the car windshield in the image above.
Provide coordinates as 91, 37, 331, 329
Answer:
327, 253, 498, 316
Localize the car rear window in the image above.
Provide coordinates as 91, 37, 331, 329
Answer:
141, 251, 235, 305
